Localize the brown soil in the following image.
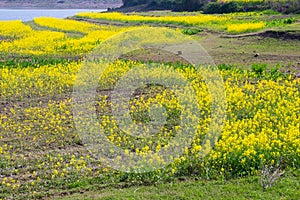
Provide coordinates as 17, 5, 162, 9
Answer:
120, 48, 189, 64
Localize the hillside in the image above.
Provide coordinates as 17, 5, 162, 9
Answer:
115, 0, 300, 13
0, 0, 122, 9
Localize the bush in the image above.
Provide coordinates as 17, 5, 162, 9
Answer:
204, 2, 241, 14
252, 63, 267, 75
283, 18, 296, 24
204, 2, 221, 14
182, 28, 203, 35
261, 9, 281, 15
221, 2, 241, 13
218, 64, 235, 71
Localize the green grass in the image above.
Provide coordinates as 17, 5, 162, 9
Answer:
57, 172, 300, 200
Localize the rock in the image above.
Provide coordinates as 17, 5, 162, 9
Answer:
295, 72, 300, 78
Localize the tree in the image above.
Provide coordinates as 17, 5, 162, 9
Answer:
122, 0, 151, 7
121, 0, 209, 11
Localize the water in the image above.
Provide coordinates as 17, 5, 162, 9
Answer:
0, 9, 106, 21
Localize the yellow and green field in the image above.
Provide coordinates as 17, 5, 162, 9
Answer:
0, 11, 299, 199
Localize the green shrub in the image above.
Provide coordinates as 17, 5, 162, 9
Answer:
283, 18, 296, 24
204, 2, 242, 14
261, 9, 280, 15
218, 64, 235, 71
182, 28, 203, 35
252, 63, 267, 75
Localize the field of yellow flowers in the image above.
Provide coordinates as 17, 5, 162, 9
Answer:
0, 14, 299, 199
74, 11, 297, 34
0, 18, 133, 58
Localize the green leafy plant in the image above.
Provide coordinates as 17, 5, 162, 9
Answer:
182, 28, 203, 35
252, 63, 267, 75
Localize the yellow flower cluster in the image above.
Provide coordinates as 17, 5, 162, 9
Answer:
209, 73, 300, 172
0, 20, 33, 38
76, 12, 228, 27
34, 17, 101, 34
1, 60, 299, 197
1, 177, 21, 190
75, 11, 297, 34
0, 63, 79, 99
0, 19, 133, 56
74, 12, 286, 34
227, 22, 266, 33
1, 30, 66, 55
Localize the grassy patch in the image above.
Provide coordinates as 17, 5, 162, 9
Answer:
58, 172, 300, 200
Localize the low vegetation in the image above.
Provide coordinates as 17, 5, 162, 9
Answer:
119, 0, 300, 13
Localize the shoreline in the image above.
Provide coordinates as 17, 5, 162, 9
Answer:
0, 3, 121, 10
0, 8, 108, 10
